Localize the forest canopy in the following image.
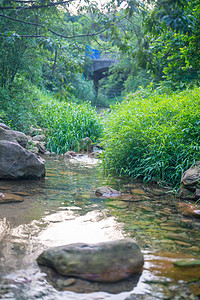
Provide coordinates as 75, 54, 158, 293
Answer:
0, 0, 199, 90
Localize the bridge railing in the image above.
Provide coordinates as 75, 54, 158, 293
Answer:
85, 45, 120, 60
100, 52, 120, 60
85, 45, 101, 59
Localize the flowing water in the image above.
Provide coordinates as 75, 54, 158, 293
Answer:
0, 156, 200, 300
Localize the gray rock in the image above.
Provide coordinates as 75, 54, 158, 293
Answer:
37, 239, 144, 283
0, 123, 11, 130
29, 126, 43, 136
181, 162, 200, 186
32, 134, 45, 142
179, 162, 200, 201
37, 142, 46, 154
0, 126, 28, 148
30, 140, 46, 154
0, 140, 45, 180
64, 151, 77, 159
95, 186, 121, 197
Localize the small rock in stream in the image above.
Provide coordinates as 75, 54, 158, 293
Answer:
37, 239, 144, 283
0, 193, 24, 204
174, 259, 200, 267
56, 278, 76, 289
95, 186, 121, 197
176, 202, 200, 218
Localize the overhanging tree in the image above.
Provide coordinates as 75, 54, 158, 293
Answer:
0, 0, 110, 87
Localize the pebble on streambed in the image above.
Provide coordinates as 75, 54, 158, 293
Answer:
0, 192, 24, 203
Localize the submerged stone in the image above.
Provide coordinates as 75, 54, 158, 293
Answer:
95, 186, 121, 197
190, 283, 200, 296
37, 239, 144, 283
174, 259, 200, 267
164, 233, 188, 242
176, 202, 200, 218
56, 278, 76, 289
0, 192, 24, 203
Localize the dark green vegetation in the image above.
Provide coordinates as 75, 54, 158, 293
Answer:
37, 94, 102, 154
0, 82, 102, 154
0, 0, 199, 185
102, 87, 200, 186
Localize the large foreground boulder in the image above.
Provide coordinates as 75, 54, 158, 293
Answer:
0, 126, 28, 148
0, 123, 11, 130
37, 239, 144, 283
0, 140, 45, 179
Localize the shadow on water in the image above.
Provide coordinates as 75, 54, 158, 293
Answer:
0, 156, 200, 299
39, 265, 142, 294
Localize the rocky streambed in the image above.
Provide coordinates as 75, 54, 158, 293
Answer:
0, 124, 200, 299
0, 156, 200, 300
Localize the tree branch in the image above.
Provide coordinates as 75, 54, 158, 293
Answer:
0, 33, 44, 37
0, 13, 108, 39
0, 13, 41, 26
47, 27, 107, 39
0, 0, 73, 10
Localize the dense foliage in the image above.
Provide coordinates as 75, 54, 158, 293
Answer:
0, 0, 199, 186
37, 95, 102, 154
102, 87, 200, 186
0, 0, 199, 97
0, 80, 102, 153
0, 79, 39, 132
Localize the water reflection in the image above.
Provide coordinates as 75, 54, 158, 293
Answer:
41, 266, 142, 294
38, 210, 124, 247
0, 157, 199, 299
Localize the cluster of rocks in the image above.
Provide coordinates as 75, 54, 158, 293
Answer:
27, 127, 49, 155
27, 131, 101, 158
0, 122, 102, 182
0, 123, 45, 180
63, 138, 103, 159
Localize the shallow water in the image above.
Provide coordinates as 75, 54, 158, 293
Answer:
0, 156, 199, 299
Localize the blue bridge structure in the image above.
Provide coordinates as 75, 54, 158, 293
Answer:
85, 46, 118, 100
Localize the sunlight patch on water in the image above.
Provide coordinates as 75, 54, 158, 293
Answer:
37, 210, 124, 247
64, 155, 100, 168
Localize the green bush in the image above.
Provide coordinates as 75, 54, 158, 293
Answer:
37, 96, 102, 154
0, 79, 39, 132
70, 73, 95, 104
0, 78, 102, 154
102, 87, 200, 186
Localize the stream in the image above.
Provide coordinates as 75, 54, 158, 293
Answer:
0, 156, 200, 299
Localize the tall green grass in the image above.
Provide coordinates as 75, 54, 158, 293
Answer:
102, 87, 200, 186
37, 95, 102, 154
0, 79, 102, 154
